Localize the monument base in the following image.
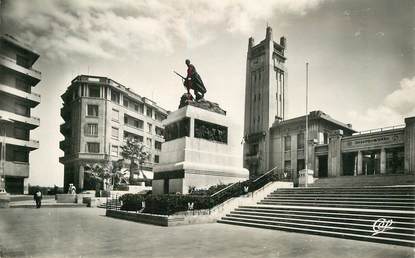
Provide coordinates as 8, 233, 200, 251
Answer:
153, 101, 248, 195
153, 161, 248, 195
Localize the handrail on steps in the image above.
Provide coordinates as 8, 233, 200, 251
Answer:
252, 166, 279, 183
210, 181, 240, 198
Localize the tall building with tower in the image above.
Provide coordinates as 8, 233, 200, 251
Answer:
242, 27, 415, 183
243, 26, 287, 176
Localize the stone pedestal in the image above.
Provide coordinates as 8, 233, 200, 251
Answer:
152, 101, 249, 195
0, 192, 10, 208
298, 169, 314, 187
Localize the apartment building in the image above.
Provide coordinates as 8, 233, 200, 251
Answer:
59, 75, 168, 191
0, 34, 41, 194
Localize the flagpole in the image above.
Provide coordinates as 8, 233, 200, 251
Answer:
305, 62, 309, 188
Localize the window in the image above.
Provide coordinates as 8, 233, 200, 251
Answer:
124, 115, 143, 129
15, 102, 29, 116
111, 90, 120, 104
146, 107, 152, 118
111, 127, 119, 139
15, 78, 29, 92
89, 85, 100, 97
16, 55, 29, 68
138, 103, 144, 113
87, 105, 99, 117
123, 131, 143, 142
155, 126, 164, 137
112, 109, 119, 122
147, 123, 152, 133
14, 150, 28, 162
86, 123, 98, 136
284, 136, 291, 151
155, 141, 162, 150
123, 97, 129, 107
147, 138, 152, 147
134, 119, 144, 129
111, 145, 118, 156
297, 133, 304, 149
154, 155, 160, 163
87, 142, 100, 153
14, 127, 28, 140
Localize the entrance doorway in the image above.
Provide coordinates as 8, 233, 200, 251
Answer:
362, 150, 380, 175
342, 152, 356, 176
318, 156, 328, 177
5, 177, 23, 194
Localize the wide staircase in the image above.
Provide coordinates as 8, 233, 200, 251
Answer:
218, 186, 415, 246
312, 174, 415, 188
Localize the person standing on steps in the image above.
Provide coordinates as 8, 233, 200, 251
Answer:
34, 188, 42, 208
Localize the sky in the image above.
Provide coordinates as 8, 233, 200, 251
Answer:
1, 0, 414, 186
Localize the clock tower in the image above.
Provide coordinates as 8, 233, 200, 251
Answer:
243, 26, 287, 176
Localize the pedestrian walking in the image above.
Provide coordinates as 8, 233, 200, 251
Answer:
34, 189, 42, 208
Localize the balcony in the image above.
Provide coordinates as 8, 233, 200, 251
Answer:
59, 140, 66, 151
4, 136, 39, 150
0, 54, 41, 84
60, 107, 71, 120
4, 161, 29, 177
0, 83, 40, 106
60, 123, 71, 135
0, 110, 40, 129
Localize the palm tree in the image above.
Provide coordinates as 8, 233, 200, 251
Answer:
120, 137, 151, 184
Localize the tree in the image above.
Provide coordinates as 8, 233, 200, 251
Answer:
121, 137, 151, 184
85, 159, 126, 190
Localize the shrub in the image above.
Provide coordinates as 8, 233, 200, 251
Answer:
143, 194, 211, 215
119, 193, 145, 211
113, 184, 129, 191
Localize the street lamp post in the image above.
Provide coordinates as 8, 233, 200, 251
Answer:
305, 62, 309, 188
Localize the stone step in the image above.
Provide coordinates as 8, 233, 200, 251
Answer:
262, 198, 415, 205
258, 201, 415, 210
230, 210, 415, 226
224, 214, 415, 235
268, 193, 415, 198
266, 196, 415, 201
218, 219, 415, 247
235, 207, 415, 221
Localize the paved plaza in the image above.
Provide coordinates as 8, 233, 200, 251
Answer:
0, 207, 413, 258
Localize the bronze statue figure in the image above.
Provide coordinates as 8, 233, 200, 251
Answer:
174, 59, 207, 102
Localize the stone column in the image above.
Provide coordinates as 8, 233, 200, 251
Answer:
23, 178, 29, 194
380, 148, 386, 174
357, 151, 363, 175
314, 156, 319, 177
328, 130, 343, 177
78, 165, 85, 190
291, 134, 298, 181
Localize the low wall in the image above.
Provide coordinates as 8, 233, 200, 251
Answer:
106, 209, 169, 226
0, 193, 10, 208
106, 181, 293, 226
56, 194, 77, 203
